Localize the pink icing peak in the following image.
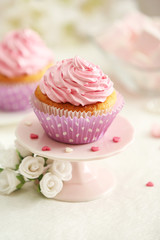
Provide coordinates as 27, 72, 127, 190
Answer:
40, 56, 114, 106
0, 29, 53, 77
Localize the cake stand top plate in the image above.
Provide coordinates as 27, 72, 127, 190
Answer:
15, 113, 134, 162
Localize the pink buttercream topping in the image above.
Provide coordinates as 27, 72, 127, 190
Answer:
97, 12, 160, 68
40, 56, 114, 106
0, 29, 53, 77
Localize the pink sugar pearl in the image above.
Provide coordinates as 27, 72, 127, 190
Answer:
42, 146, 51, 151
30, 133, 39, 139
91, 146, 99, 152
113, 136, 120, 143
146, 181, 154, 187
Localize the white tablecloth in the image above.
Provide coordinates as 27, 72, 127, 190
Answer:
0, 43, 160, 240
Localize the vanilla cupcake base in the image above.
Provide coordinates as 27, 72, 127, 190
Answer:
31, 92, 124, 144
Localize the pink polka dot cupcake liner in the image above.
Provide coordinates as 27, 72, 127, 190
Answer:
31, 92, 124, 144
0, 82, 38, 111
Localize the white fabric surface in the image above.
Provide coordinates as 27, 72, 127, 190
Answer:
0, 43, 160, 240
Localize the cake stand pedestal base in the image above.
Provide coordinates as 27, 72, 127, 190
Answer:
55, 162, 116, 202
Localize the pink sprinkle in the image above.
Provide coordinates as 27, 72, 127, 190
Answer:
30, 133, 39, 139
146, 181, 154, 187
91, 146, 99, 152
102, 75, 107, 79
113, 136, 121, 143
151, 123, 160, 138
42, 146, 51, 151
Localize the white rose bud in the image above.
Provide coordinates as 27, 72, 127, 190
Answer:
50, 160, 72, 181
19, 156, 45, 179
15, 140, 32, 158
0, 169, 20, 194
40, 173, 63, 198
0, 148, 20, 169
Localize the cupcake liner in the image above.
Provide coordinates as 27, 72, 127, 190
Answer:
31, 92, 124, 144
0, 82, 38, 111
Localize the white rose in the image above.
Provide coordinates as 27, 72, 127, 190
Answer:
0, 148, 20, 169
0, 169, 20, 194
40, 173, 63, 198
50, 160, 72, 181
15, 140, 32, 158
19, 156, 45, 179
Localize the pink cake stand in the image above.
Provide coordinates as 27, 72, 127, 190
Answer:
15, 113, 134, 202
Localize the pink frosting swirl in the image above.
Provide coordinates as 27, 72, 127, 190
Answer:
40, 56, 114, 106
0, 29, 53, 77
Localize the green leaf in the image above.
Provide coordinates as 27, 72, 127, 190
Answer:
16, 182, 25, 190
0, 168, 3, 172
38, 174, 43, 181
27, 178, 35, 181
16, 150, 23, 161
44, 158, 48, 167
16, 174, 26, 190
37, 184, 41, 193
15, 164, 19, 171
16, 175, 25, 184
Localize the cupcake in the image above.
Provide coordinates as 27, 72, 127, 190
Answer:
0, 29, 53, 111
32, 56, 124, 144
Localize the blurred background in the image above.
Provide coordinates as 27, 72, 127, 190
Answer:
0, 0, 138, 47
0, 0, 159, 47
0, 0, 159, 97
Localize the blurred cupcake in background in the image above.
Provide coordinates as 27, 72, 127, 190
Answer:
0, 29, 54, 111
32, 56, 124, 144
